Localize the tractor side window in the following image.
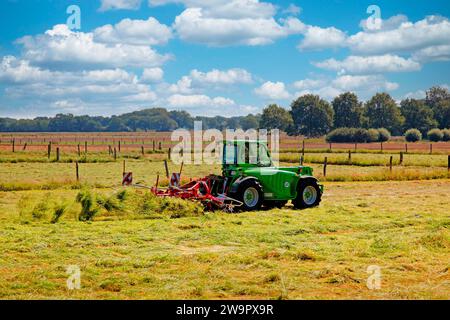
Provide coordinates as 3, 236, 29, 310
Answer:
258, 143, 272, 166
249, 142, 258, 164
237, 144, 246, 164
224, 143, 236, 164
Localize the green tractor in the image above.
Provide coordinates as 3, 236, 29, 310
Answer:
218, 140, 323, 211
151, 139, 323, 212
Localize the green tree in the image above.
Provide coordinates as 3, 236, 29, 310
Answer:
240, 114, 260, 130
433, 99, 450, 128
425, 86, 450, 109
332, 92, 364, 128
290, 95, 334, 137
169, 110, 193, 129
260, 104, 293, 132
106, 117, 130, 132
400, 99, 437, 135
364, 93, 404, 135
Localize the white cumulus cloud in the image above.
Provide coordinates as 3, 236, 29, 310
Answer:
17, 24, 171, 69
298, 25, 347, 51
167, 94, 235, 108
254, 81, 291, 100
348, 15, 450, 55
189, 68, 253, 85
314, 55, 421, 74
141, 68, 164, 82
94, 17, 172, 46
173, 8, 304, 46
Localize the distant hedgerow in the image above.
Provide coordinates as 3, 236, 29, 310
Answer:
326, 128, 390, 143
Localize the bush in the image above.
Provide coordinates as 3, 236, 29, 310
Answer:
427, 128, 444, 142
377, 128, 391, 142
326, 128, 352, 143
367, 129, 380, 142
353, 128, 371, 143
405, 129, 422, 142
326, 128, 372, 143
442, 129, 450, 142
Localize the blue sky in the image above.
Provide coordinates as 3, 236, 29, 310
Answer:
0, 0, 449, 118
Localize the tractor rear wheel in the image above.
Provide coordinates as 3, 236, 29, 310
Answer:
233, 179, 263, 211
293, 180, 322, 209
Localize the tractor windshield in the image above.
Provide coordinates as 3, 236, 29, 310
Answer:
223, 141, 272, 167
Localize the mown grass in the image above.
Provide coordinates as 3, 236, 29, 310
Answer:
1, 159, 448, 191
0, 180, 448, 299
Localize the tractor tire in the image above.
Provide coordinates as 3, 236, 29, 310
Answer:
292, 179, 322, 209
232, 179, 264, 211
264, 200, 288, 209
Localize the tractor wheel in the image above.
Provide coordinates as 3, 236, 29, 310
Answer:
264, 200, 287, 209
293, 180, 322, 209
233, 179, 263, 211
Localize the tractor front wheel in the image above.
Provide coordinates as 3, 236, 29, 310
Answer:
233, 179, 263, 211
293, 180, 322, 209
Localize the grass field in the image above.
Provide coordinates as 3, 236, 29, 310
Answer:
0, 133, 449, 300
0, 180, 449, 299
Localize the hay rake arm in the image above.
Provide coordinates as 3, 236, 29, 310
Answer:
151, 175, 242, 212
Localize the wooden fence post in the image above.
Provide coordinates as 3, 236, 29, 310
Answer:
84, 141, 88, 154
300, 155, 304, 166
164, 160, 169, 179
159, 141, 162, 150
302, 140, 305, 157
48, 142, 52, 159
114, 147, 117, 161
348, 150, 352, 164
354, 143, 357, 152
400, 152, 404, 165
118, 141, 121, 152
56, 147, 60, 162
23, 143, 27, 151
389, 156, 393, 172
323, 157, 328, 177
77, 144, 81, 157
448, 155, 450, 172
75, 161, 79, 182
12, 139, 15, 153
405, 143, 408, 153
381, 142, 383, 153
123, 160, 126, 175
153, 140, 156, 152
430, 143, 433, 155
168, 148, 171, 160
141, 146, 145, 155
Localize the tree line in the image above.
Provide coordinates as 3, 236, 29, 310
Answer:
0, 108, 260, 132
260, 86, 450, 139
1, 86, 449, 137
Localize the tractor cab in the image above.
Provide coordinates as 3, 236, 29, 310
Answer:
222, 140, 272, 171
